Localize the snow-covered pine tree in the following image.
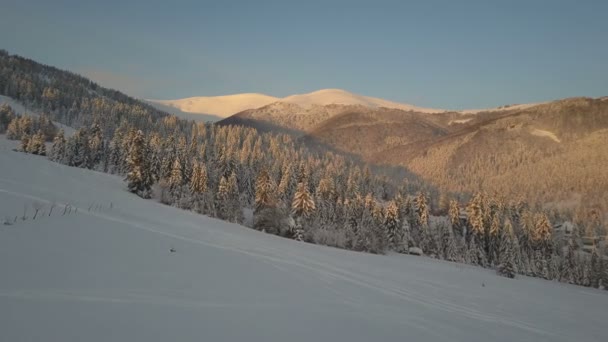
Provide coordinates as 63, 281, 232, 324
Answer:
88, 123, 104, 168
497, 222, 516, 278
448, 199, 462, 236
315, 176, 336, 224
253, 169, 280, 230
560, 239, 577, 284
216, 175, 230, 220
189, 161, 208, 213
125, 130, 152, 198
277, 164, 293, 205
50, 129, 66, 162
384, 200, 401, 251
599, 250, 608, 290
20, 133, 30, 152
27, 130, 46, 155
534, 213, 553, 256
190, 161, 208, 194
415, 191, 429, 229
488, 214, 500, 266
254, 169, 275, 213
168, 157, 184, 204
466, 193, 484, 238
291, 181, 315, 241
227, 171, 243, 224
589, 246, 601, 288
438, 221, 458, 261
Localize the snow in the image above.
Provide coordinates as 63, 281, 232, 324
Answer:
146, 93, 279, 120
531, 128, 561, 143
460, 102, 548, 115
448, 118, 473, 125
147, 89, 446, 118
0, 136, 606, 342
281, 89, 444, 113
146, 89, 554, 119
0, 95, 27, 114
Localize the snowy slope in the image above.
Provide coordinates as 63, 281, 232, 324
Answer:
0, 95, 75, 135
281, 89, 444, 113
0, 136, 606, 342
146, 93, 279, 120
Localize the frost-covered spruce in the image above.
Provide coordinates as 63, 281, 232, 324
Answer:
189, 161, 208, 194
384, 200, 400, 251
291, 181, 315, 241
125, 130, 153, 198
50, 129, 67, 162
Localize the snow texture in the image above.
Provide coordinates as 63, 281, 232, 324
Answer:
0, 136, 606, 342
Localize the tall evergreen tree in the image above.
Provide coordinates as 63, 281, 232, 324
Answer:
125, 130, 152, 198
50, 129, 67, 162
385, 200, 402, 251
292, 181, 315, 241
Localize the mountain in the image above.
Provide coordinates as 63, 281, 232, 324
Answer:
281, 88, 444, 113
146, 93, 279, 121
373, 97, 608, 208
147, 89, 444, 122
1, 136, 606, 342
220, 96, 608, 212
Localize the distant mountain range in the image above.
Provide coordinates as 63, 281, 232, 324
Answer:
146, 88, 537, 122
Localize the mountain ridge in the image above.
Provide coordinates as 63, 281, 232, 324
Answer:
147, 88, 559, 122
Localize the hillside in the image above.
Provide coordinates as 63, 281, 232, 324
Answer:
1, 137, 607, 342
220, 96, 608, 213
281, 88, 444, 113
373, 97, 608, 210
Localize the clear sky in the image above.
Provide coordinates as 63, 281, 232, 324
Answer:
1, 0, 607, 109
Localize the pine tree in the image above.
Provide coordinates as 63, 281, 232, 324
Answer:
561, 239, 577, 284
439, 222, 458, 261
466, 193, 484, 238
488, 214, 500, 265
255, 169, 275, 213
497, 235, 516, 278
534, 213, 553, 256
189, 161, 208, 194
125, 130, 153, 198
189, 161, 208, 213
254, 169, 281, 231
292, 181, 315, 241
384, 201, 401, 251
589, 246, 601, 288
227, 171, 242, 224
599, 250, 608, 290
415, 191, 429, 228
50, 129, 66, 162
216, 176, 230, 220
28, 130, 46, 155
168, 157, 183, 193
449, 199, 461, 235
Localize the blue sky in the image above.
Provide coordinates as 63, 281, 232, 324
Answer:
1, 0, 607, 109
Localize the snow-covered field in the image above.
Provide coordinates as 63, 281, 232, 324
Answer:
0, 136, 606, 342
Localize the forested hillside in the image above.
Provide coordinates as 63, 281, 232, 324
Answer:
221, 94, 608, 222
1, 51, 607, 289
